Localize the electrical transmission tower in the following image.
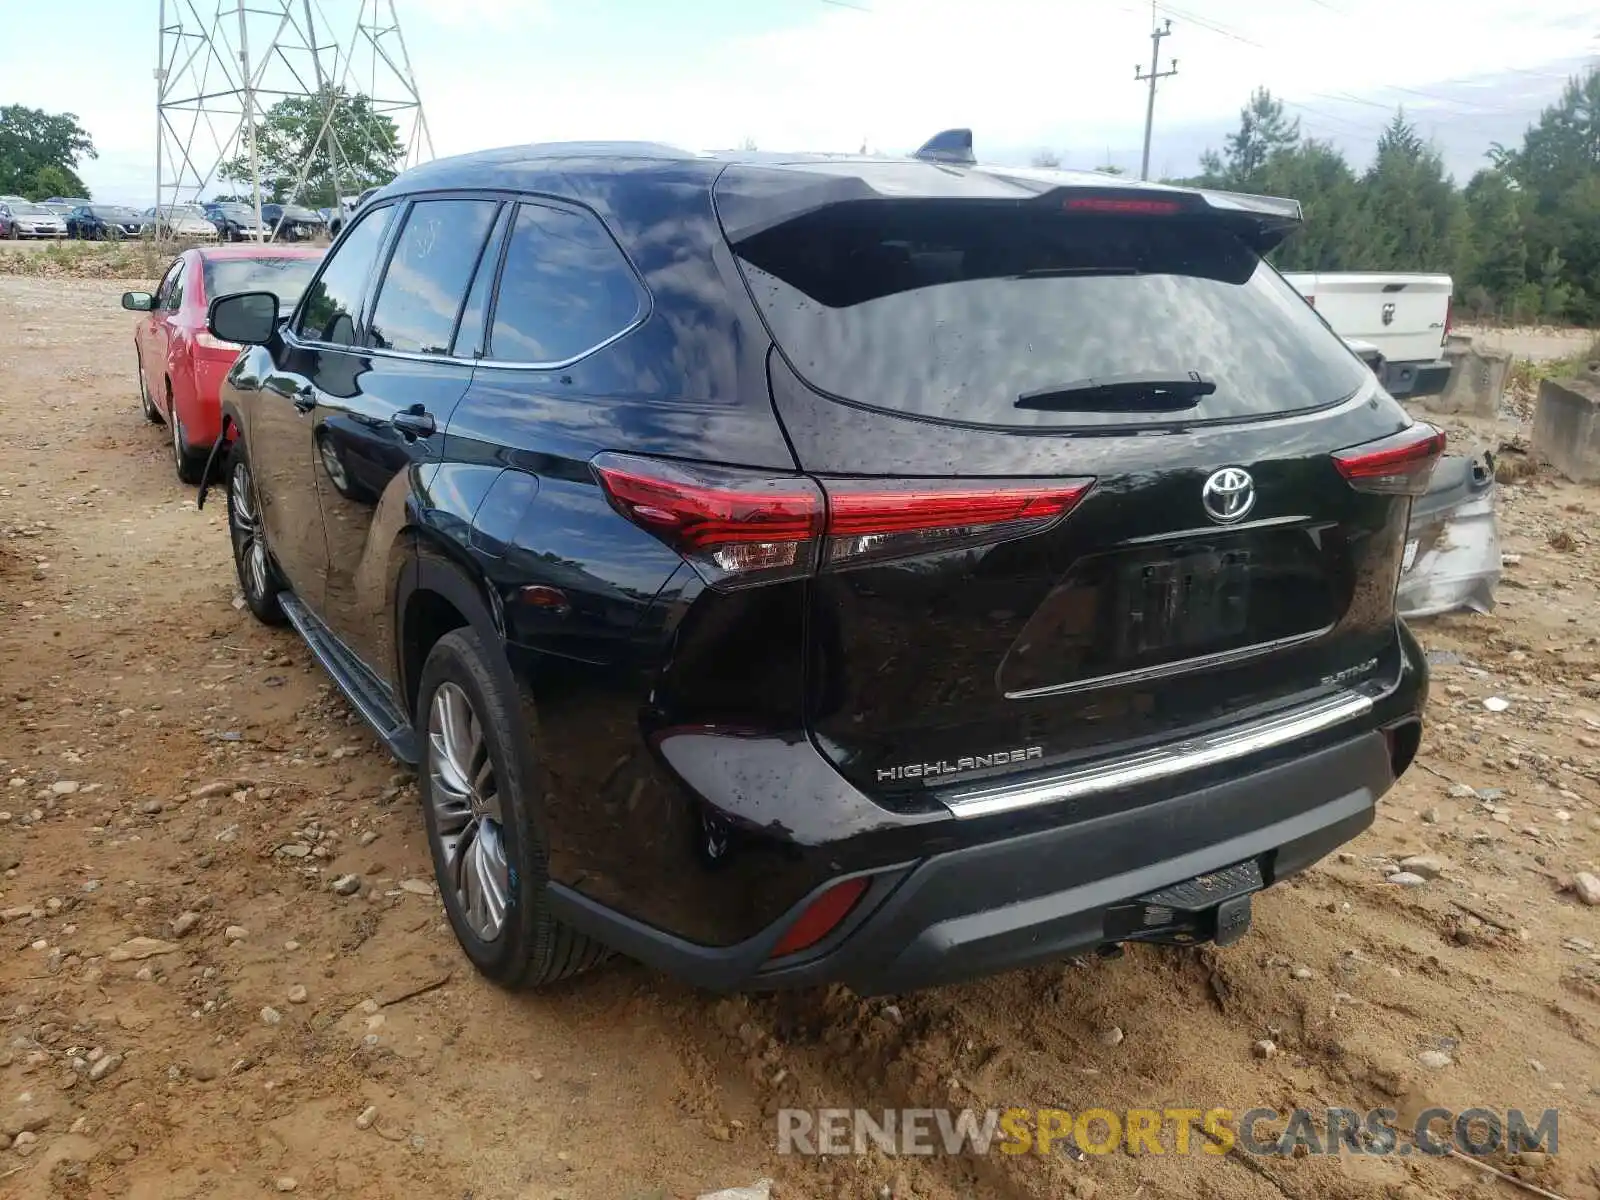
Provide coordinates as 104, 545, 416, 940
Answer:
153, 0, 433, 234
1134, 17, 1177, 181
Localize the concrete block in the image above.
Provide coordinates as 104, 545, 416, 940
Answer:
1532, 371, 1600, 484
1416, 342, 1509, 418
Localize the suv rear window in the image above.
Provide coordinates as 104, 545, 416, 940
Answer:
730, 200, 1369, 429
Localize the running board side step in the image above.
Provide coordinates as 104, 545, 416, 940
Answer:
279, 593, 421, 765
938, 690, 1374, 819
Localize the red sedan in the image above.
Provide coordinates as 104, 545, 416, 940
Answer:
124, 245, 323, 482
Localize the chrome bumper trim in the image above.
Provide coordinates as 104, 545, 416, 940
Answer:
940, 690, 1374, 819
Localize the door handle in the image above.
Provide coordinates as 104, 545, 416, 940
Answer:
391, 406, 436, 438
291, 385, 316, 414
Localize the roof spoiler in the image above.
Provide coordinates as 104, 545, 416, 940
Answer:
914, 128, 975, 166
1196, 187, 1303, 253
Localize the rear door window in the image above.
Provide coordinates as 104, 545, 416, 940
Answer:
154, 259, 182, 309
486, 202, 645, 365
366, 198, 500, 355
165, 260, 185, 311
729, 198, 1370, 429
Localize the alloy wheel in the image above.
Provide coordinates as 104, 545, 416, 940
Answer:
428, 681, 511, 942
230, 460, 270, 602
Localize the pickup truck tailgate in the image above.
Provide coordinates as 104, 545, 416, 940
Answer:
1284, 272, 1450, 366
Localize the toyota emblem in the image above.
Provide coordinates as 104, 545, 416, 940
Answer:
1201, 467, 1255, 524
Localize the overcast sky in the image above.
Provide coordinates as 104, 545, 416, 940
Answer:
4, 0, 1597, 203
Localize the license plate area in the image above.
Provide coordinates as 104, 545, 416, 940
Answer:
1117, 546, 1252, 658
999, 529, 1338, 696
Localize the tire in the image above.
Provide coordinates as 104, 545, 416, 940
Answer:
137, 353, 160, 423
417, 628, 610, 989
168, 387, 208, 485
226, 440, 287, 625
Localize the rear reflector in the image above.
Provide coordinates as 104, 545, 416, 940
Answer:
1333, 424, 1446, 496
769, 877, 869, 959
1064, 196, 1182, 215
595, 453, 1094, 588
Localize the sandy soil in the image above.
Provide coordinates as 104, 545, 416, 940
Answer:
1, 277, 1598, 1200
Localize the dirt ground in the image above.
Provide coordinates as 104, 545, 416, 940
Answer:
1, 277, 1598, 1200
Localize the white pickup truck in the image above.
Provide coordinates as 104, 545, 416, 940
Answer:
1281, 272, 1453, 399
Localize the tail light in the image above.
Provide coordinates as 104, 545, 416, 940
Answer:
823, 478, 1092, 569
593, 453, 1094, 590
592, 455, 824, 590
1064, 196, 1182, 215
195, 330, 241, 354
1333, 424, 1445, 496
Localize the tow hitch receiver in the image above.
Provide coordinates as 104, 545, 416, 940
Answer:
1104, 859, 1264, 947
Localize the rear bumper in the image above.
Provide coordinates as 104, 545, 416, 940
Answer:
548, 659, 1423, 995
188, 358, 235, 445
775, 733, 1387, 994
1383, 358, 1452, 399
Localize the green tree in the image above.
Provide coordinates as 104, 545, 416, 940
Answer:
1190, 68, 1600, 323
1198, 88, 1300, 191
0, 106, 95, 198
222, 87, 400, 207
1460, 169, 1527, 316
1495, 69, 1600, 322
1260, 140, 1369, 272
1359, 110, 1464, 273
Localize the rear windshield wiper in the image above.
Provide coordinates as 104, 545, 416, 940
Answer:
1016, 371, 1217, 412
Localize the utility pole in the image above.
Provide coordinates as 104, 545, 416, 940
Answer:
1135, 17, 1177, 181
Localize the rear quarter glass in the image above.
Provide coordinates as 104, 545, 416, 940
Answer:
727, 197, 1371, 430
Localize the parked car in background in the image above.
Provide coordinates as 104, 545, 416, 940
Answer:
1282, 272, 1453, 400
0, 194, 30, 207
38, 202, 79, 217
261, 203, 326, 241
144, 204, 220, 240
0, 201, 68, 238
44, 196, 91, 207
204, 202, 269, 242
323, 187, 380, 236
205, 139, 1433, 996
66, 205, 146, 240
121, 245, 323, 483
0, 209, 13, 240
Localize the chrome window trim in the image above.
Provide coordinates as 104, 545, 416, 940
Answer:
938, 689, 1374, 819
280, 313, 648, 372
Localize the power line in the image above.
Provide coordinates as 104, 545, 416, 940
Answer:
1155, 2, 1262, 48
1135, 17, 1178, 180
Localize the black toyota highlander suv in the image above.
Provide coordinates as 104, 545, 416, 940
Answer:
202, 132, 1431, 995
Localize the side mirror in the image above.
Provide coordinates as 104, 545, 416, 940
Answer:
208, 291, 279, 346
121, 291, 154, 312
